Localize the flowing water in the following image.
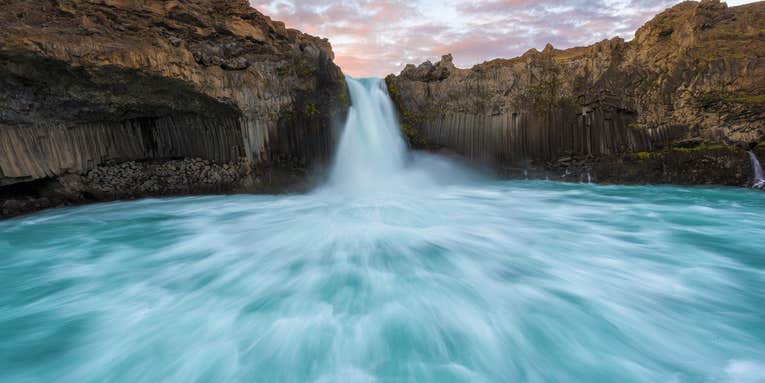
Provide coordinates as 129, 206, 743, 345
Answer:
749, 151, 764, 189
2, 78, 765, 382
329, 78, 407, 191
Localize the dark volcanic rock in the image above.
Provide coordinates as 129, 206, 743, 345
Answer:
0, 0, 349, 218
510, 145, 765, 187
0, 157, 317, 218
386, 0, 765, 186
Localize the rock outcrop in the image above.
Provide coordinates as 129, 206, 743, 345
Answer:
1, 0, 348, 218
386, 0, 765, 186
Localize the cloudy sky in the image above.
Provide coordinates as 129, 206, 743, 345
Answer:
249, 0, 759, 77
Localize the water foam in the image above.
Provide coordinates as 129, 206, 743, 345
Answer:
329, 77, 407, 191
748, 150, 764, 189
1, 78, 764, 382
2, 183, 764, 382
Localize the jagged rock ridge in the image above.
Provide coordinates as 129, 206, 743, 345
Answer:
386, 0, 765, 185
0, 0, 349, 217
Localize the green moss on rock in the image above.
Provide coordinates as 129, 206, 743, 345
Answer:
304, 102, 319, 117
671, 143, 736, 153
635, 151, 653, 160
400, 123, 426, 146
724, 95, 765, 105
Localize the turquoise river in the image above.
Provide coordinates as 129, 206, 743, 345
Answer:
1, 78, 764, 382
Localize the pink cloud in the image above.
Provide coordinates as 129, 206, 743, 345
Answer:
248, 0, 755, 77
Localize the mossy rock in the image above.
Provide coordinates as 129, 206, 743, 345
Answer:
670, 143, 734, 153
304, 102, 319, 117
635, 151, 653, 160
723, 95, 765, 105
400, 123, 426, 146
698, 91, 765, 107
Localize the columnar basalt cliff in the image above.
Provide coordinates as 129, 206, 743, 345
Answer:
1, 0, 348, 217
386, 0, 765, 185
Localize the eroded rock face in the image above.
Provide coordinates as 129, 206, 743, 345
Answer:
386, 0, 765, 185
0, 0, 348, 217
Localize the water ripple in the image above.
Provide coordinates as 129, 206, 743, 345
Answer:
1, 180, 764, 382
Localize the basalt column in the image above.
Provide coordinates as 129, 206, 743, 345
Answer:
0, 0, 349, 218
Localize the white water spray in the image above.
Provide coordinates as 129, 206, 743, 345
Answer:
4, 79, 765, 383
329, 77, 407, 190
749, 151, 765, 189
326, 76, 481, 192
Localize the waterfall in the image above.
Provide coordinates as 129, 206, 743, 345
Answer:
749, 151, 765, 189
324, 76, 483, 192
329, 77, 407, 190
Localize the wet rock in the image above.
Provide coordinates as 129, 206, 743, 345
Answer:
386, 1, 765, 183
0, 0, 349, 218
2, 199, 23, 214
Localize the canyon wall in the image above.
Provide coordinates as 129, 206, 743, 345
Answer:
1, 0, 348, 217
386, 0, 765, 185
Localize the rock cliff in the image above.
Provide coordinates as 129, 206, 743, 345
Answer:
1, 0, 348, 217
386, 0, 765, 186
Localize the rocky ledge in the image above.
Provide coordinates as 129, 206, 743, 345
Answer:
1, 0, 348, 218
0, 158, 319, 217
386, 0, 765, 186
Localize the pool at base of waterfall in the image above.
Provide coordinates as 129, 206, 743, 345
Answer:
3, 77, 765, 382
1, 179, 765, 383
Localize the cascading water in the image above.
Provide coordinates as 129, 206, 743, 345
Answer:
323, 76, 479, 193
2, 78, 765, 383
749, 150, 765, 189
329, 77, 408, 190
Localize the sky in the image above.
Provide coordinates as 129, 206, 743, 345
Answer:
249, 0, 760, 77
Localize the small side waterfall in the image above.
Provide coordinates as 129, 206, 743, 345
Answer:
749, 151, 765, 189
329, 77, 407, 190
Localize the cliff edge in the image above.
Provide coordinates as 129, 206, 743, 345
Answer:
1, 0, 349, 217
387, 0, 765, 185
